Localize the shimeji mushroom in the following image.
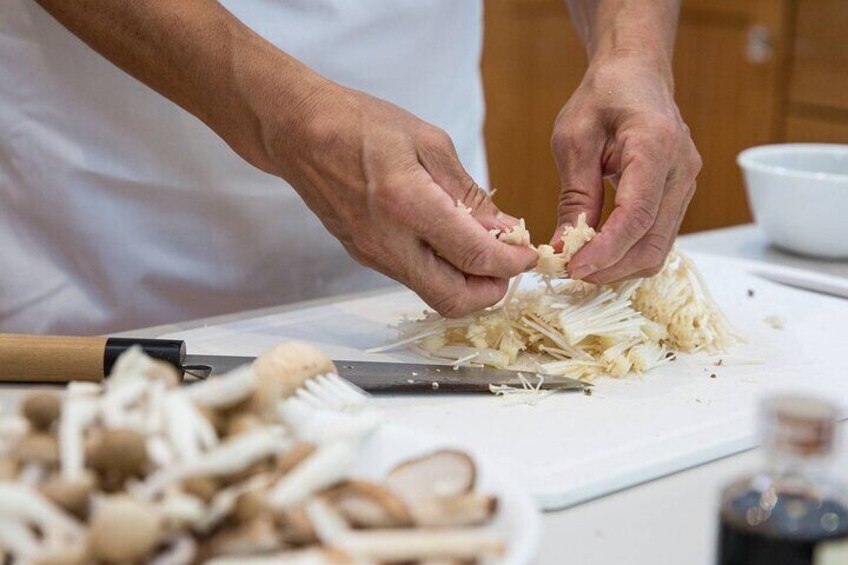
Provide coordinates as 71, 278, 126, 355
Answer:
58, 382, 101, 481
22, 392, 61, 432
253, 341, 337, 401
141, 426, 289, 497
0, 483, 86, 563
39, 471, 96, 520
267, 440, 360, 509
88, 494, 163, 564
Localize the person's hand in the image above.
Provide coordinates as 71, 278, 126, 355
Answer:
267, 82, 537, 317
550, 54, 702, 283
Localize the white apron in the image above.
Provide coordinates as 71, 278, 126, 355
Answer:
0, 0, 487, 334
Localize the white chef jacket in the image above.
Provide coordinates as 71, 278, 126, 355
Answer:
0, 0, 487, 334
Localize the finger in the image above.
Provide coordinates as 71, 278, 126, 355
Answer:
581, 174, 696, 284
411, 243, 510, 317
567, 148, 671, 280
419, 187, 538, 278
550, 117, 606, 244
416, 126, 511, 231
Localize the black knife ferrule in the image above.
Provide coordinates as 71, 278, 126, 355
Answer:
103, 337, 186, 378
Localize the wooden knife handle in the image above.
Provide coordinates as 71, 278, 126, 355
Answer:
0, 334, 186, 384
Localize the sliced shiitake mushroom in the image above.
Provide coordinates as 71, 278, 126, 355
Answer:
386, 450, 476, 501
88, 495, 163, 564
325, 480, 413, 529
410, 493, 498, 528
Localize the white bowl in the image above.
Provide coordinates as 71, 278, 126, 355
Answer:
738, 143, 848, 258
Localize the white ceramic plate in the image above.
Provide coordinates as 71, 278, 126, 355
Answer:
351, 423, 542, 565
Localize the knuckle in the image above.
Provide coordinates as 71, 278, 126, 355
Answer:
638, 235, 669, 274
688, 150, 704, 176
459, 243, 495, 274
421, 126, 454, 152
622, 204, 656, 241
431, 291, 468, 318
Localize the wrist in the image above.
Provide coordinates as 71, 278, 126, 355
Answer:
586, 48, 674, 92
199, 20, 333, 175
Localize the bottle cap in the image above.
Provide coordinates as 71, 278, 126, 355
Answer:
761, 395, 838, 457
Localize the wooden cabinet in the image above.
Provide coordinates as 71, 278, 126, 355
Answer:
482, 0, 845, 238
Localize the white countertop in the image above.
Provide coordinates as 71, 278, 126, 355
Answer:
4, 224, 847, 564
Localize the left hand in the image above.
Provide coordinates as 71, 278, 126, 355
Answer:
550, 54, 702, 284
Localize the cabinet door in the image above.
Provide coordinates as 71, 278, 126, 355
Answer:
482, 0, 791, 236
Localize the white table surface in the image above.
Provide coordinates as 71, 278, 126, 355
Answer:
4, 224, 848, 564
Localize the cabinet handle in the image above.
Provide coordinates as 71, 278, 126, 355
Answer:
746, 24, 773, 64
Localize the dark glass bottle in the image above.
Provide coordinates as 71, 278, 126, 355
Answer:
717, 395, 848, 565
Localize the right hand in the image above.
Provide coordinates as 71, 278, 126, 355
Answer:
264, 82, 537, 317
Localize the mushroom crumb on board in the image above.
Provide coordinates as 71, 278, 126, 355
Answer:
374, 214, 742, 385
0, 341, 505, 564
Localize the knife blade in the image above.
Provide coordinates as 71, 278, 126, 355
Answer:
182, 354, 590, 394
753, 270, 848, 300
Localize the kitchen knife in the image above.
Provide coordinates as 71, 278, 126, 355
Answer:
0, 334, 590, 393
753, 270, 848, 301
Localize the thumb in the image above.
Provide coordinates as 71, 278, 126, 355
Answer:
550, 122, 606, 247
416, 126, 513, 232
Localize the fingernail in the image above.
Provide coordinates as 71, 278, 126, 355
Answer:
570, 263, 598, 280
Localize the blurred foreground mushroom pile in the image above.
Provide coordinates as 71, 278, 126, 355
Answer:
0, 341, 503, 564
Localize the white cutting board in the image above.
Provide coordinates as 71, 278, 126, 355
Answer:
161, 252, 848, 510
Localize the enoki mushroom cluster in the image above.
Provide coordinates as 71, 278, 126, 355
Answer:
382, 215, 741, 381
0, 342, 503, 564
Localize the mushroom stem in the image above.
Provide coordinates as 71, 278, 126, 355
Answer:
0, 484, 85, 553
59, 388, 100, 481
268, 441, 358, 509
0, 518, 40, 560
163, 392, 219, 463
185, 366, 258, 409
149, 535, 197, 565
143, 428, 289, 497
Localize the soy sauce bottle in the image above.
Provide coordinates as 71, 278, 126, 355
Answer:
718, 395, 848, 565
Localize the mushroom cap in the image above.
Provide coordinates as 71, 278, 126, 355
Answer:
0, 456, 19, 480
13, 432, 59, 466
40, 472, 96, 520
89, 495, 163, 564
325, 480, 413, 529
233, 489, 268, 524
253, 341, 336, 400
22, 392, 61, 431
275, 507, 318, 547
87, 428, 148, 478
203, 513, 281, 558
386, 450, 477, 501
182, 476, 220, 504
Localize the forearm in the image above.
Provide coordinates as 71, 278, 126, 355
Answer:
35, 0, 328, 173
566, 0, 680, 80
